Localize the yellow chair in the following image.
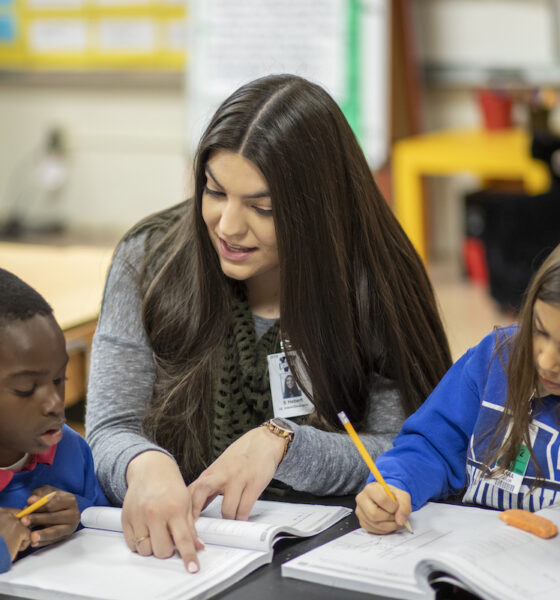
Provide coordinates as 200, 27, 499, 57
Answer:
391, 128, 550, 262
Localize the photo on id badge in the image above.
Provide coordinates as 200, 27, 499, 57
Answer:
267, 351, 314, 419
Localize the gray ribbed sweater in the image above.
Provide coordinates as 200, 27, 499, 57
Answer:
85, 233, 406, 506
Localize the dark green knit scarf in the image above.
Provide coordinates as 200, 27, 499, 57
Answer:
210, 296, 281, 461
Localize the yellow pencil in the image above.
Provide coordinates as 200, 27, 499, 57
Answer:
337, 411, 413, 533
16, 491, 57, 519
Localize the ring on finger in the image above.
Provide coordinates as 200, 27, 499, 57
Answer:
134, 534, 150, 546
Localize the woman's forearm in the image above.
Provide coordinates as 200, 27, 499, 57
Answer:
275, 381, 405, 495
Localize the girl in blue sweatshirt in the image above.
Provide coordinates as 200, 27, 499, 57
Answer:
357, 244, 560, 533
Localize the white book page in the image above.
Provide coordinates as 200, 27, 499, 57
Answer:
415, 503, 560, 600
81, 497, 351, 553
197, 497, 351, 550
81, 506, 122, 531
196, 516, 275, 551
0, 529, 270, 600
202, 497, 351, 534
81, 503, 275, 552
282, 503, 498, 600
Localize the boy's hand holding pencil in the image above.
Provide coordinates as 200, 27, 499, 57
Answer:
22, 486, 80, 548
15, 491, 57, 519
0, 508, 31, 560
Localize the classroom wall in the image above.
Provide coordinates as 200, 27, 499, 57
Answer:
0, 78, 472, 248
0, 82, 189, 237
415, 0, 555, 73
0, 0, 555, 249
415, 0, 556, 133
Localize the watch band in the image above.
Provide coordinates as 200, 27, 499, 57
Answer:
260, 418, 294, 462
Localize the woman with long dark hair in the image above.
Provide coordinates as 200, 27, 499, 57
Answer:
86, 74, 451, 571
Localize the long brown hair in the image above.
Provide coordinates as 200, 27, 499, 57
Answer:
488, 244, 560, 476
129, 74, 451, 482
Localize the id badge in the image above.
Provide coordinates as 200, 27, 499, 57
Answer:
267, 351, 314, 418
491, 423, 538, 495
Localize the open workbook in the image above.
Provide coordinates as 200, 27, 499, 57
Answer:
282, 501, 560, 600
0, 497, 351, 600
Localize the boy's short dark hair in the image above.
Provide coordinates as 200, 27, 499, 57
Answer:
0, 268, 53, 327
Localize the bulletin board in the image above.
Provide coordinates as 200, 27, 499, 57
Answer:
0, 0, 186, 70
186, 0, 390, 168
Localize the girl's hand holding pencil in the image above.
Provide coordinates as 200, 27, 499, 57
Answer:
356, 482, 413, 535
337, 411, 413, 535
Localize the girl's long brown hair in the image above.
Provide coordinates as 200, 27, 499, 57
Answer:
128, 75, 452, 482
487, 244, 560, 477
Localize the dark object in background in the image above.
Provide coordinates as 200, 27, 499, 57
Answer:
0, 126, 67, 241
465, 190, 559, 312
464, 132, 560, 313
531, 131, 560, 188
431, 579, 484, 600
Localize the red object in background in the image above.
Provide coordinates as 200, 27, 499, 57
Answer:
477, 89, 513, 130
373, 163, 392, 207
463, 237, 489, 285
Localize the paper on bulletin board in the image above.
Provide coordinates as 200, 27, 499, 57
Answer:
186, 0, 389, 168
0, 0, 187, 69
26, 0, 84, 9
29, 19, 87, 52
0, 0, 14, 44
95, 0, 150, 6
97, 19, 155, 52
0, 16, 16, 42
164, 19, 186, 51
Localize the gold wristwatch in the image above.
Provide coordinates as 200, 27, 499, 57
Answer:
260, 418, 294, 462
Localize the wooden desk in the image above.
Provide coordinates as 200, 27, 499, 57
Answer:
392, 128, 550, 262
0, 242, 114, 433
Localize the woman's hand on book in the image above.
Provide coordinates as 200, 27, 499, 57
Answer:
356, 483, 412, 534
0, 508, 31, 559
24, 485, 80, 548
123, 451, 204, 573
189, 426, 286, 522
